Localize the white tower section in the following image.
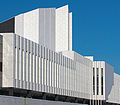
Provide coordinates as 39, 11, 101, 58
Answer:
56, 5, 72, 52
15, 5, 72, 52
15, 8, 56, 51
68, 12, 72, 51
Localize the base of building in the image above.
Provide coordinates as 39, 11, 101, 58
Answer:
0, 87, 119, 105
0, 87, 90, 104
0, 95, 87, 105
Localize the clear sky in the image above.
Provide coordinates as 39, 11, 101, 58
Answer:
0, 0, 120, 74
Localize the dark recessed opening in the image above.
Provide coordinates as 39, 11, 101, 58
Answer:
0, 18, 15, 33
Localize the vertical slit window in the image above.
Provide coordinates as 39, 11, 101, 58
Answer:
0, 62, 2, 72
101, 68, 103, 95
93, 68, 95, 95
97, 68, 99, 95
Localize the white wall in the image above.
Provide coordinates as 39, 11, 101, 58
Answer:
92, 61, 114, 101
2, 33, 92, 99
56, 5, 69, 52
15, 5, 72, 52
92, 61, 106, 100
2, 33, 14, 87
84, 56, 93, 61
39, 8, 56, 51
24, 9, 39, 44
15, 9, 40, 44
105, 63, 114, 100
15, 14, 24, 36
15, 8, 56, 51
107, 73, 120, 104
68, 12, 72, 51
61, 51, 92, 99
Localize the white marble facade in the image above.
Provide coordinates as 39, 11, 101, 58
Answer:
15, 5, 72, 52
1, 5, 120, 105
2, 33, 92, 100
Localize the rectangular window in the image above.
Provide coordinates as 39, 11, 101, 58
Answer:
49, 50, 50, 60
46, 48, 48, 60
41, 46, 42, 58
101, 68, 103, 95
44, 47, 45, 59
97, 68, 99, 95
93, 68, 95, 95
0, 62, 2, 72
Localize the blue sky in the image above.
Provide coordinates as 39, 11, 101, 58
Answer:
0, 0, 120, 74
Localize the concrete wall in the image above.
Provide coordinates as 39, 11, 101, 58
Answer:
39, 8, 56, 51
0, 95, 87, 105
62, 51, 92, 99
92, 61, 114, 101
2, 33, 14, 87
15, 5, 72, 52
24, 9, 39, 44
105, 63, 114, 100
92, 61, 106, 100
107, 73, 120, 104
2, 33, 92, 99
16, 5, 72, 52
15, 8, 56, 51
56, 5, 69, 52
68, 12, 72, 51
56, 6, 72, 52
15, 14, 24, 36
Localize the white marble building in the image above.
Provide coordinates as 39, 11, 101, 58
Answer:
0, 5, 120, 105
1, 33, 92, 100
15, 5, 72, 52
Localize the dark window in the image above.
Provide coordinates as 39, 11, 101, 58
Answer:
0, 18, 15, 33
101, 68, 103, 95
0, 62, 2, 72
93, 68, 95, 95
41, 46, 42, 58
97, 68, 99, 95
